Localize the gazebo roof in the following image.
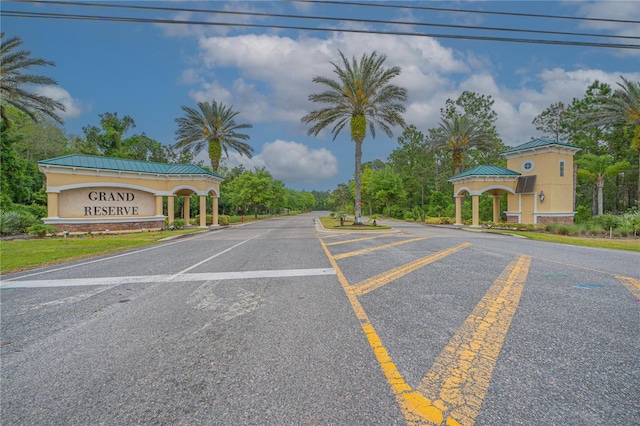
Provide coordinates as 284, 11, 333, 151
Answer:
502, 138, 580, 155
449, 165, 520, 181
38, 154, 223, 179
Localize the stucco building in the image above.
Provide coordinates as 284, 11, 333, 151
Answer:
448, 138, 581, 226
38, 154, 223, 233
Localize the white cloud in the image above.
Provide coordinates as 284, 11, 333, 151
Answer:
222, 140, 338, 186
182, 26, 639, 151
192, 32, 467, 125
33, 85, 89, 119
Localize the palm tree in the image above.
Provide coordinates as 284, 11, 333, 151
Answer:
431, 114, 493, 176
301, 50, 407, 222
584, 76, 640, 209
0, 33, 65, 127
577, 153, 629, 215
174, 100, 253, 173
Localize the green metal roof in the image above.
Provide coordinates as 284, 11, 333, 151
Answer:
449, 165, 520, 180
502, 138, 580, 154
38, 154, 223, 179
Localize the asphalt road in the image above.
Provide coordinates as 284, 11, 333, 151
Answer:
1, 212, 638, 425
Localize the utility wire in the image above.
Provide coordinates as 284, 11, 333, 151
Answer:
3, 10, 638, 50
294, 0, 640, 25
7, 0, 640, 41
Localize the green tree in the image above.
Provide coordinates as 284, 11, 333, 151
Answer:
0, 124, 44, 209
582, 77, 640, 209
0, 33, 65, 127
577, 154, 630, 215
302, 50, 407, 222
228, 169, 274, 218
532, 101, 571, 142
388, 124, 433, 208
82, 112, 135, 156
566, 81, 613, 155
79, 112, 168, 162
174, 99, 253, 173
371, 166, 406, 217
311, 190, 331, 210
431, 114, 493, 176
11, 114, 69, 161
330, 183, 353, 214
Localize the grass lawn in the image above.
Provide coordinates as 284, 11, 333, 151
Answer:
0, 228, 204, 274
479, 229, 640, 252
319, 216, 391, 230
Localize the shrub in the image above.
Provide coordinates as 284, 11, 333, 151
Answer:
618, 212, 640, 236
218, 215, 230, 226
616, 226, 634, 237
424, 216, 455, 225
0, 210, 38, 236
594, 214, 617, 231
412, 207, 426, 222
27, 223, 59, 237
390, 205, 404, 219
12, 203, 48, 219
574, 205, 591, 224
170, 219, 186, 229
403, 211, 416, 221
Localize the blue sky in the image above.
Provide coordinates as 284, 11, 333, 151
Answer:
3, 1, 639, 191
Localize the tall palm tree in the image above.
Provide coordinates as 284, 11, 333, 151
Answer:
431, 114, 493, 176
301, 50, 407, 221
577, 153, 629, 215
0, 33, 65, 127
174, 100, 253, 173
584, 77, 640, 209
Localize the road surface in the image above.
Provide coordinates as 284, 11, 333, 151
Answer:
1, 212, 638, 425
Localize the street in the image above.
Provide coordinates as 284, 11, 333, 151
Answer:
1, 212, 639, 425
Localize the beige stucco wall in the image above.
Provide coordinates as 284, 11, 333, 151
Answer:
452, 143, 579, 225
58, 187, 156, 218
506, 149, 574, 215
39, 164, 222, 232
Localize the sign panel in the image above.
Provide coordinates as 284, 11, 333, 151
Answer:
58, 188, 155, 218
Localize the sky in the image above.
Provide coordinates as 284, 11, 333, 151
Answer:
3, 0, 639, 191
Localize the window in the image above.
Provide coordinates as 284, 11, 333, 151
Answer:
560, 160, 565, 177
521, 160, 535, 172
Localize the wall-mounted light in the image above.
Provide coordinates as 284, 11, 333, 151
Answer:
539, 191, 545, 202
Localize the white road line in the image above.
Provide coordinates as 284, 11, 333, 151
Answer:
169, 231, 268, 279
0, 268, 336, 289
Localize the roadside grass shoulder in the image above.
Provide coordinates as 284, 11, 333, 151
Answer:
0, 229, 203, 274
480, 229, 639, 252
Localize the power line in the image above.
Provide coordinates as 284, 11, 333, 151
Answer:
8, 0, 640, 41
2, 10, 639, 50
295, 0, 640, 25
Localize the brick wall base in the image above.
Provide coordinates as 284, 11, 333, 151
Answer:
505, 215, 574, 225
52, 220, 165, 234
537, 216, 574, 225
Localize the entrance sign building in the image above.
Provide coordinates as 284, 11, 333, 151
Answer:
448, 139, 581, 227
38, 154, 223, 233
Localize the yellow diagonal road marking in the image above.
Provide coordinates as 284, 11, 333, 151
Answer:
324, 233, 397, 246
615, 275, 640, 299
418, 255, 532, 425
334, 237, 431, 260
352, 243, 472, 296
318, 235, 446, 425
